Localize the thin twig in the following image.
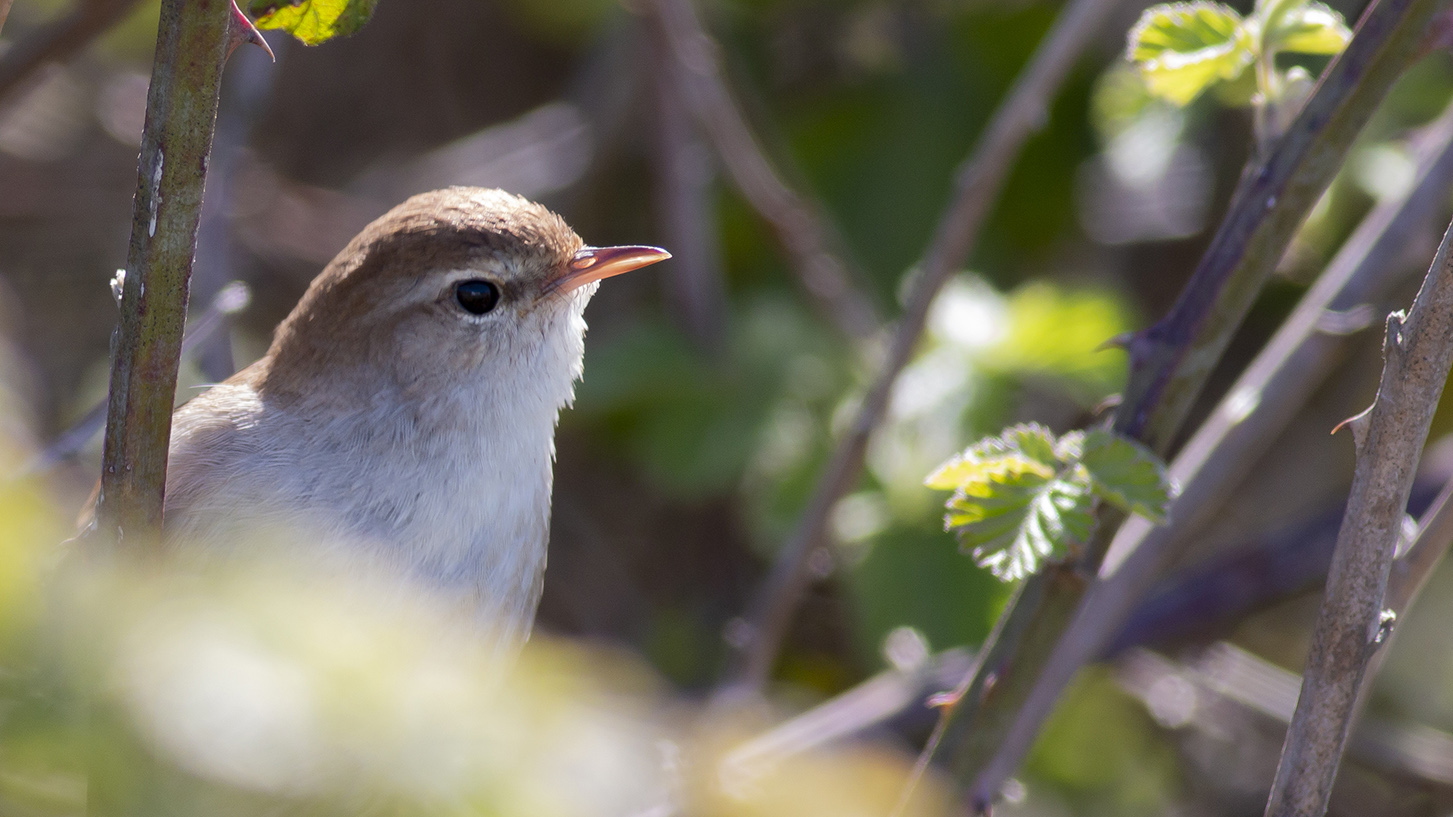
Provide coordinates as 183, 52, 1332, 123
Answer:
648, 0, 879, 340
721, 0, 1127, 696
963, 94, 1453, 808
1265, 215, 1453, 817
0, 0, 145, 105
92, 0, 236, 551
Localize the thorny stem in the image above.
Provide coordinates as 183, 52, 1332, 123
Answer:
1265, 221, 1453, 816
94, 0, 235, 552
722, 0, 1127, 697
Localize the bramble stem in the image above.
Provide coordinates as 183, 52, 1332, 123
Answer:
94, 0, 232, 552
1265, 217, 1453, 817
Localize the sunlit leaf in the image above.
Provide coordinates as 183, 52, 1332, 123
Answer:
924, 423, 1059, 490
1128, 3, 1254, 105
248, 0, 380, 45
929, 425, 1092, 581
1078, 430, 1176, 523
946, 466, 1094, 582
928, 424, 1174, 581
1264, 2, 1351, 55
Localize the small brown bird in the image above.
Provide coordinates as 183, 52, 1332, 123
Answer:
156, 187, 668, 648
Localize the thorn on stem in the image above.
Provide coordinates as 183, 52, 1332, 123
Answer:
1375, 608, 1397, 646
1384, 309, 1408, 353
1091, 393, 1122, 419
1096, 331, 1133, 353
1331, 404, 1373, 447
227, 1, 275, 62
926, 690, 961, 709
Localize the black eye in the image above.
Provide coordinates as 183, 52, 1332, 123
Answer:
454, 280, 500, 315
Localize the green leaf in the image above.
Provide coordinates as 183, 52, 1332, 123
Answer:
1128, 3, 1255, 105
924, 424, 1059, 490
248, 0, 380, 45
945, 467, 1094, 582
1264, 2, 1351, 55
929, 425, 1093, 580
1077, 430, 1176, 523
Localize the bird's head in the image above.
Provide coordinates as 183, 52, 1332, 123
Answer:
257, 187, 669, 409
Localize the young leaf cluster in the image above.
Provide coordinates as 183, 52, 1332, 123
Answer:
248, 0, 380, 45
1127, 0, 1350, 107
925, 425, 1176, 581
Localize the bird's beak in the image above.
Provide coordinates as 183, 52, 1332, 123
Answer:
550, 245, 671, 295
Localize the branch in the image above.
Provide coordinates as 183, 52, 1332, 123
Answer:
962, 92, 1453, 809
1266, 213, 1453, 815
899, 0, 1449, 807
647, 0, 879, 340
92, 0, 238, 551
0, 0, 146, 105
721, 0, 1127, 696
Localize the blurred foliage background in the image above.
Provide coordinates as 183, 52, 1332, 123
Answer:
7, 0, 1453, 814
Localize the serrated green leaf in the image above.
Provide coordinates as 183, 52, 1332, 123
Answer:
248, 0, 380, 45
1078, 430, 1176, 522
946, 467, 1094, 582
924, 423, 1060, 490
1004, 424, 1059, 468
1264, 2, 1351, 55
1128, 3, 1254, 105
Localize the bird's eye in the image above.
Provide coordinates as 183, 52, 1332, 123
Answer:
454, 280, 500, 315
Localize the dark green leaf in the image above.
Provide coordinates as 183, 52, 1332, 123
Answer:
248, 0, 380, 45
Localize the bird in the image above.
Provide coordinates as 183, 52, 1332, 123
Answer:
147, 187, 668, 649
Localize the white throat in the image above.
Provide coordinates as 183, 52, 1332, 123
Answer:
164, 291, 594, 649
